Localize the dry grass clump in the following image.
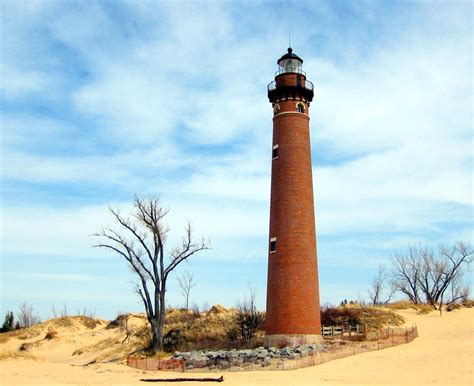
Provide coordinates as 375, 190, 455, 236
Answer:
446, 303, 461, 312
321, 305, 404, 331
161, 305, 243, 351
77, 316, 99, 329
44, 331, 58, 340
386, 301, 435, 314
0, 351, 35, 360
386, 300, 414, 310
462, 299, 474, 308
0, 333, 11, 344
52, 317, 74, 328
107, 314, 130, 329
415, 304, 433, 314
19, 342, 35, 351
16, 329, 42, 340
359, 308, 404, 329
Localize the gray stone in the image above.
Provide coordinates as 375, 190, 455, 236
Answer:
280, 347, 292, 357
193, 356, 207, 368
299, 349, 309, 357
216, 359, 230, 369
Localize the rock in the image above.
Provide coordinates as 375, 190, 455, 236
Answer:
216, 359, 230, 369
280, 347, 292, 357
193, 356, 207, 368
239, 349, 252, 357
299, 349, 309, 357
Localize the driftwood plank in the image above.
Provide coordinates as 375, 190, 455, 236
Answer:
141, 376, 224, 383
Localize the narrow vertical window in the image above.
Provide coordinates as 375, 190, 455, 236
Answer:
297, 103, 305, 113
272, 144, 279, 159
270, 237, 277, 253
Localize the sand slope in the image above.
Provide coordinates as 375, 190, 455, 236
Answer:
1, 308, 472, 385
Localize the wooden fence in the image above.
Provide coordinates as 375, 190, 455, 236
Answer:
128, 325, 418, 373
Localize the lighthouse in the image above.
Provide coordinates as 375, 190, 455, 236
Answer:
265, 47, 322, 347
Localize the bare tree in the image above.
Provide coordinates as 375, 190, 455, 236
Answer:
61, 302, 68, 317
17, 303, 40, 328
94, 196, 209, 352
446, 271, 470, 305
391, 245, 423, 304
368, 265, 394, 306
429, 242, 472, 309
235, 284, 264, 343
177, 271, 197, 310
391, 242, 472, 310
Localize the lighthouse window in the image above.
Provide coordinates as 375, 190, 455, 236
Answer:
297, 103, 305, 113
270, 238, 277, 253
272, 144, 279, 159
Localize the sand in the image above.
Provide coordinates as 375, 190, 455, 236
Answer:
1, 308, 473, 385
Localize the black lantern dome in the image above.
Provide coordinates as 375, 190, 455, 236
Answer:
277, 47, 303, 74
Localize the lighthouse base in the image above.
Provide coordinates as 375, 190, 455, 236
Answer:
264, 334, 323, 348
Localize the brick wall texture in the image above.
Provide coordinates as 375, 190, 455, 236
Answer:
266, 73, 321, 336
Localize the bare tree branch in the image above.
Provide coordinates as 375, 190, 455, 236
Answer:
177, 271, 197, 310
94, 196, 209, 352
390, 242, 472, 311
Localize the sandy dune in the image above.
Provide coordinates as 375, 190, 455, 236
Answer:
1, 308, 472, 385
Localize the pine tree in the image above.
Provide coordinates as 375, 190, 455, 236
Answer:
0, 311, 14, 332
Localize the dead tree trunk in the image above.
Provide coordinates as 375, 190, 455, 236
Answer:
94, 196, 209, 352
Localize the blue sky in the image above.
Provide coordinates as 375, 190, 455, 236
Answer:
1, 0, 472, 320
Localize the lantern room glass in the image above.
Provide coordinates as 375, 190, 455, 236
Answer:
279, 58, 302, 73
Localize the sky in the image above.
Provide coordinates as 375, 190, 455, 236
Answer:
1, 0, 472, 320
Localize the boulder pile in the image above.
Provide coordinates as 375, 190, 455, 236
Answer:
172, 344, 327, 370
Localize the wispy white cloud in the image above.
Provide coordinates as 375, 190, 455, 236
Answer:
1, 1, 472, 317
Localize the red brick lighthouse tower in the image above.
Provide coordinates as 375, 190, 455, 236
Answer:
265, 47, 321, 347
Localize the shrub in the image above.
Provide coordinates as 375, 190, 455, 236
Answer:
462, 299, 474, 308
19, 342, 34, 351
321, 306, 361, 327
321, 305, 404, 330
79, 316, 98, 329
446, 303, 461, 312
53, 317, 73, 328
162, 329, 184, 352
415, 304, 433, 314
107, 314, 129, 329
44, 331, 58, 340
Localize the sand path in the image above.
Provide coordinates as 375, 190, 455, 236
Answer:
1, 308, 472, 385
